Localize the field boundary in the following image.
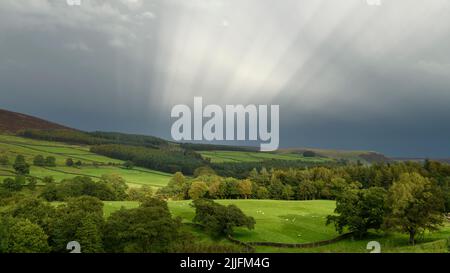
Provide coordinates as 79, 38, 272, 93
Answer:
41, 167, 101, 179
228, 232, 354, 249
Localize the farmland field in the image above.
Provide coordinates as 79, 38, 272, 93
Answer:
199, 150, 332, 163
2, 133, 450, 253
102, 200, 450, 253
0, 134, 123, 164
0, 134, 172, 188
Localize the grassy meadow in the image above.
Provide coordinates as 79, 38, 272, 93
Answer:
102, 200, 450, 253
1, 133, 449, 253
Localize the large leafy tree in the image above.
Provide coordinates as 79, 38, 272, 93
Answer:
192, 199, 255, 237
0, 217, 50, 253
75, 214, 104, 253
384, 172, 445, 245
99, 174, 129, 200
159, 172, 190, 199
297, 180, 319, 200
103, 198, 181, 253
127, 185, 153, 202
327, 187, 387, 237
48, 196, 105, 252
189, 181, 209, 200
5, 197, 56, 233
237, 179, 253, 199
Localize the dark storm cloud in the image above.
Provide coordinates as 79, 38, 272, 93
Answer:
1, 0, 450, 157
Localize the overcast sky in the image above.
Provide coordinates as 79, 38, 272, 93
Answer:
1, 0, 450, 157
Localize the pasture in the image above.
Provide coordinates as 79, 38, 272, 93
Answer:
199, 150, 331, 164
0, 134, 172, 188
102, 199, 450, 253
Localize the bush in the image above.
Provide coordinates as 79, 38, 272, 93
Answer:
33, 155, 46, 166
65, 158, 74, 167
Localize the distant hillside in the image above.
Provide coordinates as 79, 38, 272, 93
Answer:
278, 148, 391, 163
392, 157, 450, 164
0, 109, 72, 133
0, 108, 391, 164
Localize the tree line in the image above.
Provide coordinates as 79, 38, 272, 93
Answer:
159, 161, 450, 211
19, 129, 168, 148
90, 144, 206, 175
0, 195, 254, 253
158, 161, 449, 245
18, 129, 335, 177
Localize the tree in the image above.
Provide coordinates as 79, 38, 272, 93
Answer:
27, 177, 37, 190
40, 176, 118, 201
281, 185, 295, 200
223, 178, 240, 199
255, 186, 269, 199
6, 197, 56, 233
0, 155, 9, 165
48, 196, 105, 252
66, 158, 74, 167
442, 177, 450, 213
2, 176, 25, 192
208, 180, 226, 199
248, 168, 259, 181
297, 180, 318, 200
75, 160, 82, 167
0, 217, 9, 252
33, 155, 45, 166
303, 151, 316, 157
159, 172, 189, 199
327, 187, 387, 237
99, 174, 128, 200
127, 185, 153, 202
123, 160, 134, 170
3, 218, 50, 253
75, 214, 104, 253
103, 198, 181, 253
268, 177, 284, 199
384, 173, 445, 245
42, 176, 55, 184
189, 181, 209, 200
237, 179, 252, 199
45, 156, 56, 167
194, 166, 216, 177
40, 183, 59, 201
13, 155, 29, 175
192, 199, 255, 237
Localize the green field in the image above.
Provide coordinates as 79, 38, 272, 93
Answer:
102, 200, 450, 253
0, 134, 172, 188
199, 150, 332, 163
0, 134, 123, 164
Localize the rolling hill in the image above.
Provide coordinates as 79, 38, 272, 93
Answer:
0, 134, 172, 188
0, 109, 72, 133
0, 108, 391, 164
277, 148, 391, 164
